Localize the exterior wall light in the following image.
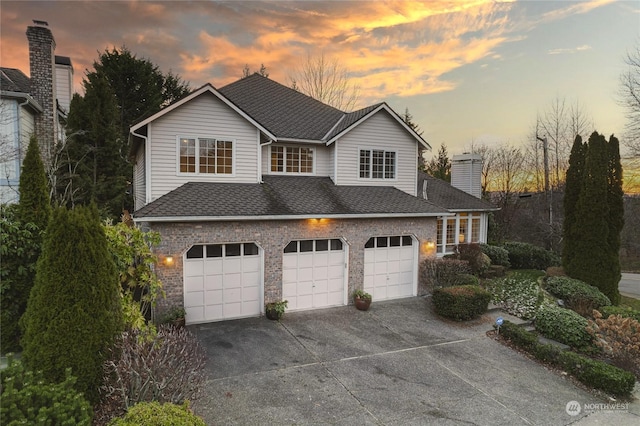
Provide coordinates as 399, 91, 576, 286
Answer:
163, 255, 174, 266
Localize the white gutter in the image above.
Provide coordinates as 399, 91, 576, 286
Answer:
2, 91, 43, 112
131, 128, 150, 204
259, 138, 273, 183
133, 211, 453, 223
276, 137, 324, 144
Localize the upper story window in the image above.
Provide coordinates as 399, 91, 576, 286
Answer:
179, 137, 233, 174
271, 146, 314, 174
359, 149, 395, 179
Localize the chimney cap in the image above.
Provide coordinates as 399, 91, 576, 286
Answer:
32, 19, 49, 26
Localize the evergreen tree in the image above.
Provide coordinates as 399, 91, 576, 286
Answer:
63, 75, 125, 217
565, 132, 618, 303
21, 204, 123, 403
425, 143, 451, 182
1, 136, 51, 352
17, 135, 51, 230
59, 47, 190, 216
606, 134, 624, 304
562, 135, 585, 269
402, 108, 426, 170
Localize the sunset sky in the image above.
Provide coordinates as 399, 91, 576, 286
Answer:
1, 1, 639, 165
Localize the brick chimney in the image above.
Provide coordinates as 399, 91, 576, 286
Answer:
26, 20, 57, 169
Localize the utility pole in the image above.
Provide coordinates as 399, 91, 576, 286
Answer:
536, 134, 553, 227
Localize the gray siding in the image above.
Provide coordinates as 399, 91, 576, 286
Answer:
133, 144, 146, 210
149, 93, 260, 202
334, 110, 418, 196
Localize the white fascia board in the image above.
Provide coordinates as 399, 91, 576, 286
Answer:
133, 212, 450, 223
129, 84, 277, 141
321, 114, 346, 141
326, 103, 430, 150
276, 137, 325, 144
447, 207, 501, 213
1, 91, 43, 112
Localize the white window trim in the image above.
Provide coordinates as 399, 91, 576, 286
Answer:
268, 145, 316, 175
436, 212, 486, 256
357, 147, 398, 181
176, 135, 236, 177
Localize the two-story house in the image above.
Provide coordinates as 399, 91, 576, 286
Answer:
131, 74, 496, 325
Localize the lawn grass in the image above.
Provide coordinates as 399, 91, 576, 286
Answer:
620, 295, 640, 310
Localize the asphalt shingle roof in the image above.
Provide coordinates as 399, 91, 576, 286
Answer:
1, 68, 30, 93
418, 172, 497, 211
325, 103, 383, 140
135, 175, 448, 219
218, 74, 344, 140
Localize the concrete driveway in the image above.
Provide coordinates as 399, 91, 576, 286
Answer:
190, 298, 638, 425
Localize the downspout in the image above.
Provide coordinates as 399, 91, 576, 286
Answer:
259, 139, 273, 183
131, 129, 148, 205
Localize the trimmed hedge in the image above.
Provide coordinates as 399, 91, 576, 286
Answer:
432, 285, 491, 321
0, 355, 92, 425
544, 276, 611, 316
454, 273, 479, 286
500, 320, 635, 396
598, 306, 640, 322
108, 402, 205, 426
457, 244, 491, 275
503, 241, 561, 270
480, 244, 511, 267
535, 304, 594, 350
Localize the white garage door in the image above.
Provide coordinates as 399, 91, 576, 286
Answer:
364, 235, 416, 301
282, 239, 346, 311
183, 243, 261, 324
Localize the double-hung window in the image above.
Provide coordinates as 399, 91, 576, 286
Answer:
271, 146, 314, 174
359, 149, 396, 179
179, 137, 233, 174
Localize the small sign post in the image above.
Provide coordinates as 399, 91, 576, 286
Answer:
495, 316, 504, 335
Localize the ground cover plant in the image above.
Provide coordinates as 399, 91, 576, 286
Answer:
535, 304, 594, 351
108, 401, 205, 426
544, 276, 611, 317
486, 270, 546, 320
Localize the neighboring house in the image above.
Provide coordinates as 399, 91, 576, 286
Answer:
0, 21, 73, 204
131, 74, 496, 324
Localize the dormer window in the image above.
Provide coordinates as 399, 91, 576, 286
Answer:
271, 146, 314, 174
359, 149, 396, 179
178, 137, 233, 174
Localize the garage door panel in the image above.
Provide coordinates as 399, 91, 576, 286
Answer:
282, 240, 346, 311
387, 249, 401, 261
184, 243, 262, 324
364, 236, 416, 302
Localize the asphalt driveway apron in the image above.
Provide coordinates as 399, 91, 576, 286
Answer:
190, 297, 638, 425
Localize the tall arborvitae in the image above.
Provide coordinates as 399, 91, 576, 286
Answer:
606, 134, 624, 304
562, 135, 586, 269
17, 135, 51, 230
21, 204, 123, 403
566, 132, 618, 303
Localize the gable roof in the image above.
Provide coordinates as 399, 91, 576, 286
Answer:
130, 83, 276, 140
134, 175, 449, 222
418, 172, 498, 212
1, 68, 30, 93
219, 74, 344, 141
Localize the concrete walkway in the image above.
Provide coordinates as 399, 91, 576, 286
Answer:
190, 297, 639, 425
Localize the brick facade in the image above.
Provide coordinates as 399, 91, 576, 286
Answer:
26, 23, 57, 169
146, 217, 438, 315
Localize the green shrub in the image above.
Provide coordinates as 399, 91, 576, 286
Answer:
498, 321, 635, 396
432, 285, 491, 321
21, 205, 124, 404
457, 244, 491, 275
535, 304, 593, 350
503, 241, 561, 270
598, 306, 640, 322
557, 351, 635, 396
108, 401, 205, 426
480, 244, 511, 267
0, 355, 92, 425
487, 271, 545, 320
454, 273, 479, 286
544, 276, 611, 317
499, 320, 538, 350
421, 258, 472, 290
